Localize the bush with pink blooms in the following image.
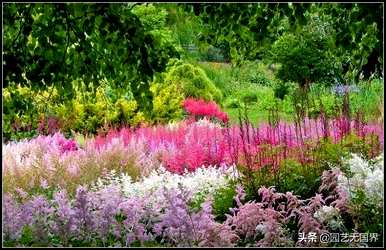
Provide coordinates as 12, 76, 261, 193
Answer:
183, 98, 229, 123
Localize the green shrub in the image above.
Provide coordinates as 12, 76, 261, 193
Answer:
241, 92, 257, 104
224, 98, 241, 109
3, 82, 146, 140
199, 61, 277, 99
52, 86, 143, 135
254, 86, 282, 112
232, 61, 276, 87
150, 59, 223, 123
273, 81, 291, 100
197, 62, 234, 93
270, 16, 339, 89
3, 85, 47, 141
168, 60, 223, 103
150, 74, 184, 123
212, 182, 237, 221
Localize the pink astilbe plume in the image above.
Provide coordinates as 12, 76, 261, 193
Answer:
183, 98, 229, 123
3, 194, 25, 241
225, 185, 293, 246
306, 194, 325, 213
153, 187, 237, 247
258, 186, 285, 209
319, 168, 349, 212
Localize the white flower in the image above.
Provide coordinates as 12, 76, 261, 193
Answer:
314, 206, 343, 230
194, 118, 222, 129
346, 153, 370, 176
255, 224, 266, 235
92, 164, 240, 208
314, 206, 339, 222
337, 153, 384, 210
364, 168, 384, 205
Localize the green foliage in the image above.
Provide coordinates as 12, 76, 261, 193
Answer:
150, 74, 184, 123
150, 59, 223, 123
224, 98, 241, 109
20, 226, 34, 246
164, 4, 207, 60
320, 3, 383, 82
306, 84, 339, 118
212, 183, 237, 222
3, 3, 179, 111
2, 85, 49, 141
187, 3, 382, 84
3, 82, 146, 141
3, 3, 383, 138
239, 157, 325, 200
170, 60, 223, 102
231, 61, 277, 88
188, 3, 302, 63
273, 81, 293, 100
196, 62, 234, 93
238, 132, 379, 200
349, 79, 384, 120
349, 189, 383, 245
305, 78, 384, 120
270, 15, 338, 88
51, 85, 144, 135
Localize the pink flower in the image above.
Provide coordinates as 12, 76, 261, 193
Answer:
183, 98, 229, 124
67, 163, 80, 176
40, 178, 49, 189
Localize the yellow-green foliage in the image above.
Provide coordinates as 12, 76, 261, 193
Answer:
3, 85, 41, 140
167, 60, 223, 103
150, 60, 223, 123
3, 82, 146, 140
150, 76, 184, 123
115, 98, 138, 121
54, 87, 140, 134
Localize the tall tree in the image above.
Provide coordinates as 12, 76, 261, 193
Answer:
3, 3, 179, 110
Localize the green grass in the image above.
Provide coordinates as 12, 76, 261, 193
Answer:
196, 60, 383, 126
225, 105, 293, 125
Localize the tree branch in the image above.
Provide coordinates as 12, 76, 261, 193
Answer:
11, 4, 33, 48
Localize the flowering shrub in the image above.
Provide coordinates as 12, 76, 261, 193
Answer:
338, 154, 384, 207
183, 98, 229, 123
94, 116, 382, 173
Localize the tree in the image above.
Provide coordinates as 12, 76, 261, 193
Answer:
3, 3, 179, 111
184, 2, 383, 82
185, 3, 311, 64
270, 12, 339, 89
317, 3, 383, 82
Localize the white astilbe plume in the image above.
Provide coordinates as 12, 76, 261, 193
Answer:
337, 153, 384, 209
91, 164, 240, 209
313, 206, 344, 230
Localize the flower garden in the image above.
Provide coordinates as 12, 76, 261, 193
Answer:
3, 2, 384, 248
3, 97, 384, 247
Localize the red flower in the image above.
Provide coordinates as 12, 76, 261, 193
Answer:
183, 98, 229, 123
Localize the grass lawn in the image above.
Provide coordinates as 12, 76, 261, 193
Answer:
225, 105, 293, 125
